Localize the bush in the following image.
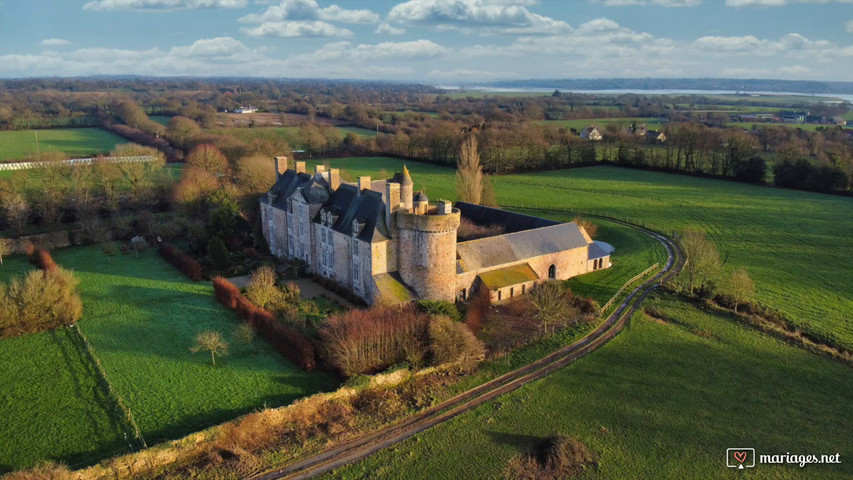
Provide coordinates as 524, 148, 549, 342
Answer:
417, 300, 462, 322
319, 304, 429, 377
572, 216, 598, 239
0, 267, 83, 338
428, 315, 484, 367
464, 286, 490, 334
160, 242, 203, 281
207, 237, 230, 270
212, 276, 316, 371
504, 435, 597, 480
30, 247, 58, 272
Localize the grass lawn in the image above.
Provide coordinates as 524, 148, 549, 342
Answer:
310, 159, 852, 350
337, 126, 378, 137
0, 329, 129, 473
0, 255, 35, 282
50, 246, 338, 445
326, 293, 853, 480
149, 115, 172, 126
491, 166, 853, 349
540, 117, 665, 131
726, 122, 843, 132
0, 128, 127, 162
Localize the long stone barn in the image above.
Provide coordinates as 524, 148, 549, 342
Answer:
260, 157, 612, 305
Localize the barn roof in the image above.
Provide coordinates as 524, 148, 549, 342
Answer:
456, 223, 590, 273
455, 202, 559, 233
478, 263, 539, 290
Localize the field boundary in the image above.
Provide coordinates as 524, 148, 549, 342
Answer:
600, 262, 659, 315
0, 155, 158, 171
70, 324, 148, 450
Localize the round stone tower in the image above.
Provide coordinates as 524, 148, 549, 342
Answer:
395, 206, 461, 302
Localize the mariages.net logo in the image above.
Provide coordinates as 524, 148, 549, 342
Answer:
726, 448, 841, 470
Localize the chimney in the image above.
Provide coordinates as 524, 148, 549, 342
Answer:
437, 200, 452, 215
385, 182, 401, 229
314, 164, 327, 174
358, 176, 371, 194
329, 168, 341, 191
274, 156, 288, 177
295, 161, 306, 174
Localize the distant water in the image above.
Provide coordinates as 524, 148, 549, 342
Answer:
437, 86, 853, 103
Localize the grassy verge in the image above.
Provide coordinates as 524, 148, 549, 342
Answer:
0, 128, 127, 162
51, 246, 339, 446
326, 292, 853, 480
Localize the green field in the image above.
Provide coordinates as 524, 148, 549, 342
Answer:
338, 126, 378, 137
149, 115, 173, 126
310, 158, 853, 351
327, 293, 853, 479
727, 122, 845, 132
0, 128, 127, 162
0, 255, 35, 282
49, 246, 337, 445
540, 117, 665, 131
0, 328, 128, 472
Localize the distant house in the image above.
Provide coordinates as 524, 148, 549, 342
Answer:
625, 124, 647, 137
780, 111, 807, 124
645, 130, 666, 143
579, 126, 602, 141
235, 106, 258, 114
832, 117, 847, 126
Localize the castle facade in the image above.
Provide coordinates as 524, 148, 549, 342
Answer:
260, 157, 611, 305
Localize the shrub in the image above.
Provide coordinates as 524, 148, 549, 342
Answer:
456, 216, 505, 241
245, 265, 283, 309
428, 315, 485, 368
213, 276, 241, 309
573, 216, 598, 239
160, 242, 203, 281
464, 286, 490, 334
207, 237, 229, 270
0, 267, 83, 338
319, 304, 429, 377
4, 462, 74, 480
529, 281, 575, 334
504, 434, 597, 480
30, 247, 57, 272
417, 300, 462, 322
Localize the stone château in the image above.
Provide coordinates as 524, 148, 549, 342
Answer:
260, 157, 612, 305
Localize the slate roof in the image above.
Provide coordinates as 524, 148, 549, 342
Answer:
261, 170, 317, 210
319, 183, 390, 243
457, 223, 590, 273
588, 242, 610, 260
478, 263, 539, 290
455, 202, 559, 233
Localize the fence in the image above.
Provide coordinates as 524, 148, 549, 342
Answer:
599, 262, 660, 316
0, 155, 159, 171
71, 324, 147, 450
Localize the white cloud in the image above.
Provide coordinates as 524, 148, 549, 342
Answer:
593, 0, 701, 5
846, 19, 853, 32
726, 0, 853, 6
168, 37, 253, 56
82, 0, 246, 11
388, 0, 571, 35
427, 68, 518, 80
40, 38, 71, 47
244, 20, 353, 38
376, 23, 407, 35
239, 0, 379, 23
290, 39, 448, 62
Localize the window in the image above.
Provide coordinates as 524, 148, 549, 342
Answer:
548, 264, 556, 279
510, 287, 514, 298
522, 284, 526, 295
498, 290, 502, 301
459, 289, 467, 301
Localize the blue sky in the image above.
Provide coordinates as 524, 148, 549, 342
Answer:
1, 0, 851, 81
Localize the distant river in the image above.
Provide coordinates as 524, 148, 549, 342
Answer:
437, 86, 853, 103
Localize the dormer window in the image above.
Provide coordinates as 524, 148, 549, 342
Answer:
352, 219, 365, 236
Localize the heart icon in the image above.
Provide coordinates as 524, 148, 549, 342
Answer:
734, 451, 747, 463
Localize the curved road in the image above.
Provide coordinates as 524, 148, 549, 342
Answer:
250, 219, 683, 480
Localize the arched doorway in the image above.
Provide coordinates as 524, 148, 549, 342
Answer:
548, 264, 556, 279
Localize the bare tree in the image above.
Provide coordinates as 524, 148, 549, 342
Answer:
186, 144, 228, 174
679, 229, 721, 295
101, 242, 119, 264
529, 281, 573, 334
233, 323, 256, 352
727, 268, 754, 313
2, 191, 29, 234
456, 133, 483, 204
245, 265, 283, 309
191, 330, 229, 366
236, 155, 276, 196
0, 238, 11, 265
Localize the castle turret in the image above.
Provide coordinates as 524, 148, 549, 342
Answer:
400, 165, 414, 211
413, 190, 429, 215
395, 202, 460, 302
